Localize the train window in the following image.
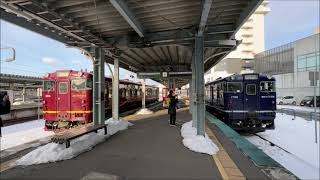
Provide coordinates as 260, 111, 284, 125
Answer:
260, 81, 275, 92
71, 79, 86, 90
59, 82, 68, 94
246, 84, 256, 95
109, 87, 112, 98
86, 79, 92, 89
44, 81, 55, 91
123, 89, 127, 97
227, 82, 242, 93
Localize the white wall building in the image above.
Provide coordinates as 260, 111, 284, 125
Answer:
205, 1, 270, 83
255, 33, 320, 103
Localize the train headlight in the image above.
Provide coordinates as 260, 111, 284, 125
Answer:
306, 101, 311, 104
43, 100, 46, 104
267, 75, 272, 79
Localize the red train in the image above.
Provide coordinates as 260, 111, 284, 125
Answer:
42, 70, 159, 129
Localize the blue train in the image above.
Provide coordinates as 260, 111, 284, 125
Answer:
205, 73, 276, 132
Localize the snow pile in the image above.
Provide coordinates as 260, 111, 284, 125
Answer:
104, 118, 133, 135
15, 119, 133, 166
135, 108, 153, 115
180, 121, 219, 155
1, 120, 54, 150
245, 113, 320, 179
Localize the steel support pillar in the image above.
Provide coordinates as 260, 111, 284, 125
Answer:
22, 86, 26, 102
93, 47, 105, 125
195, 35, 205, 136
142, 79, 146, 109
189, 79, 192, 114
112, 57, 119, 120
191, 48, 197, 127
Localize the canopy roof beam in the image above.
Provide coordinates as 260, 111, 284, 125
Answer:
110, 0, 145, 37
198, 0, 213, 36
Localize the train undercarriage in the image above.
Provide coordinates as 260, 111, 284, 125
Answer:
206, 105, 275, 133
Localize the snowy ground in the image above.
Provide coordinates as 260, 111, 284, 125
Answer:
277, 104, 319, 113
135, 108, 153, 115
1, 119, 54, 150
180, 121, 219, 155
12, 101, 41, 106
15, 118, 133, 166
245, 113, 320, 179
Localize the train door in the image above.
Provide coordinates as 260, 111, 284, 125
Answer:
57, 80, 71, 120
43, 80, 57, 121
244, 82, 258, 111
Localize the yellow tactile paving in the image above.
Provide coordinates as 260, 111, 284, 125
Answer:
0, 158, 19, 172
206, 125, 246, 180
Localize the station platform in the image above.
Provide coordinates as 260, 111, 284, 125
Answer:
1, 108, 287, 180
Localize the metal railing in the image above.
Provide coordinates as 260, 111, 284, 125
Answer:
310, 112, 320, 143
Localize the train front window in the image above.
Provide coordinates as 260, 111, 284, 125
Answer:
44, 81, 55, 91
227, 82, 242, 93
260, 81, 275, 92
86, 79, 93, 89
71, 79, 86, 90
59, 82, 68, 94
246, 84, 256, 95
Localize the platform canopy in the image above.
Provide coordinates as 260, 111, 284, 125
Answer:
1, 0, 262, 87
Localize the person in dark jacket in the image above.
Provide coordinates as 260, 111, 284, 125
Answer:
0, 91, 11, 137
167, 90, 177, 126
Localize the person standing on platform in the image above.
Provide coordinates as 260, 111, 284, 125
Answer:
0, 92, 11, 137
167, 90, 177, 126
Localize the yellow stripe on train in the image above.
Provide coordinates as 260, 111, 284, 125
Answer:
43, 111, 93, 114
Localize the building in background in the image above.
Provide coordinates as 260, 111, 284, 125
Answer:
254, 32, 320, 103
205, 1, 270, 83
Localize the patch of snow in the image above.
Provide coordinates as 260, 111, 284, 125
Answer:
277, 105, 319, 113
246, 136, 319, 179
135, 108, 153, 115
245, 113, 320, 179
15, 119, 132, 166
180, 121, 219, 155
12, 101, 39, 106
104, 118, 133, 136
1, 119, 45, 135
1, 120, 54, 150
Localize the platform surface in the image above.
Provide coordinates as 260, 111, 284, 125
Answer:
0, 109, 269, 180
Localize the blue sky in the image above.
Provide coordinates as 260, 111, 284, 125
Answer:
265, 0, 319, 49
0, 0, 319, 81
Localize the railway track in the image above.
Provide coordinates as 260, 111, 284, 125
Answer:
252, 133, 291, 154
250, 133, 317, 169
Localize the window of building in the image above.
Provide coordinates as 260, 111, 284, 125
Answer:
297, 52, 320, 72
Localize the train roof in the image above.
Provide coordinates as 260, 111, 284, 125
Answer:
43, 70, 158, 88
206, 73, 275, 85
